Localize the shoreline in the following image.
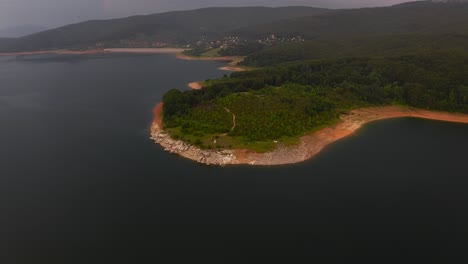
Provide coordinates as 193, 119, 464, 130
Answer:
182, 55, 248, 90
151, 103, 238, 165
104, 48, 187, 54
188, 82, 203, 90
0, 48, 188, 57
0, 47, 247, 73
151, 104, 468, 166
176, 54, 247, 72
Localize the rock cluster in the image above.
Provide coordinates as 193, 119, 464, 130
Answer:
150, 123, 238, 166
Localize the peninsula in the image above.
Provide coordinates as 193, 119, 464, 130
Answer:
152, 53, 468, 166
151, 104, 468, 166
0, 2, 465, 166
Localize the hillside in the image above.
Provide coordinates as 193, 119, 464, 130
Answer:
162, 52, 468, 151
0, 7, 328, 52
234, 1, 468, 39
2, 2, 467, 54
243, 34, 468, 66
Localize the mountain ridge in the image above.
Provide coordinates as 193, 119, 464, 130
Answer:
1, 2, 468, 53
0, 6, 329, 52
234, 1, 468, 39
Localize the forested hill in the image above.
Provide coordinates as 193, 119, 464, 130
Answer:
164, 53, 468, 151
242, 34, 468, 66
2, 2, 467, 53
162, 52, 468, 151
0, 6, 328, 52
234, 1, 468, 39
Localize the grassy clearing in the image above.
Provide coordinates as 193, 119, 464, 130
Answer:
166, 126, 305, 153
201, 48, 221, 57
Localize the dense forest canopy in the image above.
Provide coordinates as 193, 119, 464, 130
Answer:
234, 2, 468, 40
242, 34, 468, 66
163, 53, 468, 150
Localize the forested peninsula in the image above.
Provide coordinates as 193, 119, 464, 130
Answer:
146, 2, 468, 165
1, 0, 466, 165
154, 53, 468, 165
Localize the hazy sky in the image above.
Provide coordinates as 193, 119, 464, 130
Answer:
0, 0, 414, 29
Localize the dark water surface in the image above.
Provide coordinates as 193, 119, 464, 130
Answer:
1, 54, 467, 263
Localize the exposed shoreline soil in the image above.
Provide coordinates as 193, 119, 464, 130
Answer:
105, 48, 187, 54
188, 82, 203, 90
184, 56, 247, 90
176, 54, 247, 72
151, 104, 468, 166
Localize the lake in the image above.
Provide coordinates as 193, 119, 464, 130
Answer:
1, 54, 467, 263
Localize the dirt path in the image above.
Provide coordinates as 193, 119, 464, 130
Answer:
224, 107, 236, 132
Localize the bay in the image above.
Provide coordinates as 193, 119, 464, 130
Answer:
0, 54, 467, 263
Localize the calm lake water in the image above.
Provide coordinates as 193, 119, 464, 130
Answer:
0, 54, 467, 263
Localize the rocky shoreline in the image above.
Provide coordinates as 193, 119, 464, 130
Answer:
151, 122, 239, 166
151, 104, 468, 166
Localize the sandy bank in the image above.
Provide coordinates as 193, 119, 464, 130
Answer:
188, 82, 203, 90
151, 105, 468, 166
105, 48, 187, 54
153, 103, 164, 128
183, 55, 248, 90
176, 54, 247, 72
234, 106, 468, 166
176, 54, 239, 62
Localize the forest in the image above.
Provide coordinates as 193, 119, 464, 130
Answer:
162, 52, 468, 151
242, 34, 468, 67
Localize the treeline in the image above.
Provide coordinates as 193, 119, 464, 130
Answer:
182, 47, 211, 57
234, 2, 468, 41
182, 42, 266, 57
163, 53, 468, 145
218, 42, 266, 56
242, 34, 468, 67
